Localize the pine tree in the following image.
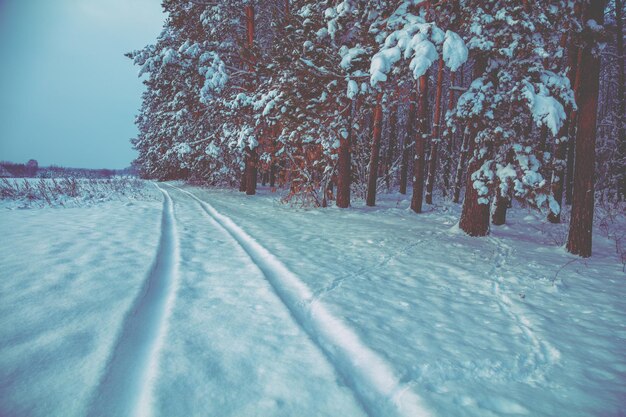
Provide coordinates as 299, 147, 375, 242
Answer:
567, 0, 608, 257
454, 0, 573, 235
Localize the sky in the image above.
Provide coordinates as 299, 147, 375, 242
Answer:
0, 0, 164, 169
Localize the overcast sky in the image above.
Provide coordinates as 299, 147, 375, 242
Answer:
0, 0, 164, 169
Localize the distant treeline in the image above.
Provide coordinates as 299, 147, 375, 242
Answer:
0, 160, 137, 179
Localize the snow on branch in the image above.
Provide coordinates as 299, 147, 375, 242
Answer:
369, 21, 467, 87
521, 81, 566, 136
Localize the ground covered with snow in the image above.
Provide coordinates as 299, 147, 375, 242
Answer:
1, 183, 624, 417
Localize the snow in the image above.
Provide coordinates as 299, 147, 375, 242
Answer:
88, 186, 180, 417
347, 79, 359, 99
1, 184, 625, 417
0, 195, 163, 417
198, 52, 228, 104
521, 81, 566, 136
407, 35, 438, 79
173, 186, 432, 417
442, 30, 468, 73
369, 20, 467, 87
457, 77, 492, 118
205, 141, 221, 158
370, 46, 402, 85
340, 46, 367, 71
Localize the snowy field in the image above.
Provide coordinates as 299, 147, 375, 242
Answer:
0, 183, 624, 417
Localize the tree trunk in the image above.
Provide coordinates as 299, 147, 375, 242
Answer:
385, 102, 398, 189
566, 0, 606, 257
243, 5, 257, 196
245, 5, 255, 47
459, 58, 490, 236
453, 127, 469, 203
549, 37, 580, 223
565, 34, 584, 206
245, 148, 257, 195
239, 169, 247, 192
615, 0, 625, 200
492, 196, 509, 226
548, 116, 571, 223
425, 58, 445, 205
411, 75, 429, 213
269, 164, 276, 188
337, 101, 353, 208
442, 71, 457, 197
400, 91, 417, 195
564, 112, 578, 205
367, 94, 385, 206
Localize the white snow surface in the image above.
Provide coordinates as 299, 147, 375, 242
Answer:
1, 184, 625, 417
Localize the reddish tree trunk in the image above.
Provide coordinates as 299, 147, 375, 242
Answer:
459, 136, 490, 235
385, 102, 398, 189
239, 170, 247, 192
564, 49, 583, 207
337, 102, 353, 208
246, 5, 255, 47
452, 127, 469, 203
565, 114, 578, 204
243, 5, 257, 195
245, 148, 258, 195
615, 0, 626, 200
548, 117, 571, 223
491, 196, 509, 226
442, 71, 457, 197
549, 37, 579, 223
367, 93, 385, 206
567, 1, 606, 257
459, 58, 490, 236
269, 164, 276, 188
425, 58, 445, 205
400, 92, 417, 195
411, 75, 429, 213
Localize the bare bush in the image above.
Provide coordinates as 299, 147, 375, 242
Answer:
0, 177, 152, 208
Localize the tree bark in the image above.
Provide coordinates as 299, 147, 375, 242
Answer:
425, 58, 445, 205
336, 101, 353, 208
491, 196, 509, 226
411, 75, 429, 213
245, 148, 257, 195
400, 91, 417, 195
459, 58, 490, 236
548, 116, 571, 223
567, 0, 606, 257
615, 0, 625, 200
564, 50, 582, 207
564, 111, 578, 205
549, 37, 580, 223
243, 4, 257, 195
442, 71, 457, 197
269, 164, 276, 188
385, 102, 398, 189
367, 93, 385, 206
452, 127, 469, 203
239, 169, 247, 192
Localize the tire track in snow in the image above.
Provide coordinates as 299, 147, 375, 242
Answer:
169, 185, 434, 417
88, 184, 180, 417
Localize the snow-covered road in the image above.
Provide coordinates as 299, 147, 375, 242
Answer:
1, 184, 624, 417
163, 184, 430, 417
73, 184, 373, 417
